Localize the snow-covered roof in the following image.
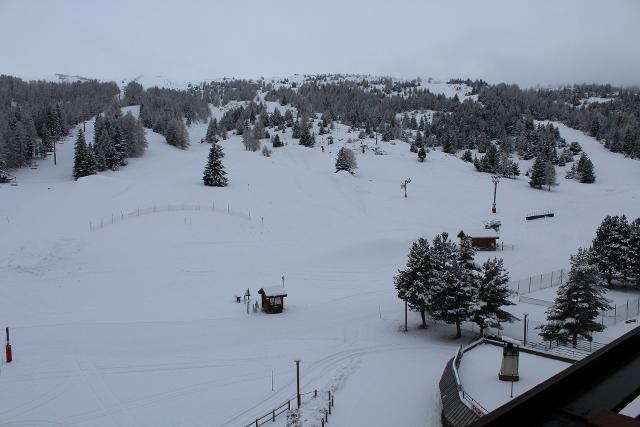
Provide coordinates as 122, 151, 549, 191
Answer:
457, 343, 571, 412
259, 287, 288, 297
459, 228, 499, 239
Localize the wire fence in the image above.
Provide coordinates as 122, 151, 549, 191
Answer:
507, 268, 565, 296
599, 295, 640, 327
89, 202, 256, 231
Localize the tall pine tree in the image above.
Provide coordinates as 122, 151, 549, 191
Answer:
539, 248, 610, 348
73, 129, 95, 180
472, 258, 514, 336
529, 156, 546, 189
394, 238, 432, 328
202, 142, 228, 187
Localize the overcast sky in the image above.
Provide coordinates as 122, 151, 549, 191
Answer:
2, 0, 639, 87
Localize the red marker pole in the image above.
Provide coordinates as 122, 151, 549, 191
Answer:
5, 327, 12, 363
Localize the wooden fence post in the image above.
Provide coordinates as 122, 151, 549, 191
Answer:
255, 419, 258, 427
272, 409, 275, 422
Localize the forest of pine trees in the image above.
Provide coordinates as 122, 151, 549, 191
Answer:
0, 75, 119, 174
394, 233, 513, 338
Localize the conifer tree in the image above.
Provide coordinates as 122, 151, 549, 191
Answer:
0, 155, 10, 183
539, 248, 610, 348
272, 134, 283, 148
472, 258, 514, 336
335, 147, 357, 174
202, 142, 228, 187
576, 153, 596, 183
543, 161, 557, 191
427, 233, 472, 338
418, 147, 427, 162
394, 238, 432, 327
73, 129, 94, 180
592, 215, 631, 287
529, 156, 546, 189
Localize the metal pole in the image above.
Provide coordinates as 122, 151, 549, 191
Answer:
295, 360, 301, 409
282, 275, 285, 288
404, 300, 408, 332
523, 313, 529, 346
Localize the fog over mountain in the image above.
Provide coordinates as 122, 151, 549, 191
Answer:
1, 0, 639, 86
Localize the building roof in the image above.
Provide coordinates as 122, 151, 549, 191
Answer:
469, 326, 640, 427
259, 287, 288, 297
458, 229, 499, 239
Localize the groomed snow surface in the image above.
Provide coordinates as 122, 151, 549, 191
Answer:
1, 100, 640, 427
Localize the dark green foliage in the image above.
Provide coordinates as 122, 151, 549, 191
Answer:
73, 129, 95, 180
272, 134, 283, 148
417, 147, 427, 162
335, 147, 357, 173
394, 238, 433, 327
202, 143, 228, 187
576, 153, 596, 183
539, 248, 610, 348
472, 258, 514, 336
591, 215, 631, 286
529, 157, 547, 189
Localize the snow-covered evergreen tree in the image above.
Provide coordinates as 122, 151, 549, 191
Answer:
73, 129, 94, 180
335, 147, 357, 174
272, 134, 283, 148
576, 153, 596, 183
528, 156, 546, 189
543, 161, 557, 191
202, 142, 228, 187
165, 118, 189, 149
427, 233, 473, 338
472, 258, 514, 336
539, 248, 610, 348
0, 154, 10, 183
394, 238, 432, 327
417, 147, 427, 162
592, 215, 631, 287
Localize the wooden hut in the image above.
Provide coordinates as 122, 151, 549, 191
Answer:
457, 229, 499, 251
258, 287, 288, 313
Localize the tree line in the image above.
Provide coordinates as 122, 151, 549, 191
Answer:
0, 75, 119, 179
73, 105, 147, 179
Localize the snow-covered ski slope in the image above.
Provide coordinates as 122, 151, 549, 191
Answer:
1, 95, 639, 426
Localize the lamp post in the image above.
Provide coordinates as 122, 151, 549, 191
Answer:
491, 175, 501, 213
523, 313, 529, 346
294, 360, 301, 409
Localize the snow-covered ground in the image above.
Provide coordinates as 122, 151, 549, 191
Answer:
457, 343, 570, 412
1, 100, 639, 426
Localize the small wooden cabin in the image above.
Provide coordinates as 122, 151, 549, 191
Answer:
458, 229, 499, 251
258, 287, 288, 313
